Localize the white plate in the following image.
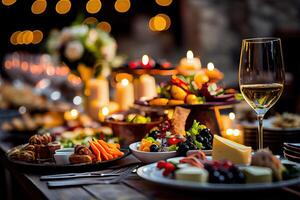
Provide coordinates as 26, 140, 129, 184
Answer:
137, 158, 300, 191
241, 118, 300, 131
129, 142, 212, 163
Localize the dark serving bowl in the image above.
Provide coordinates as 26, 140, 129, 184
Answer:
104, 112, 164, 147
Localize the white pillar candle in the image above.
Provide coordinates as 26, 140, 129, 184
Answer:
114, 79, 134, 111
87, 78, 109, 106
134, 74, 157, 100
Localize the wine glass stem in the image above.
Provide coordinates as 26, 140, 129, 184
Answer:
257, 115, 264, 149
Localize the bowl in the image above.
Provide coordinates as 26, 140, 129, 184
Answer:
54, 148, 74, 165
129, 142, 177, 163
105, 112, 164, 146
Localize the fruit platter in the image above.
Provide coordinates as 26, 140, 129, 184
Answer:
6, 133, 128, 173
137, 135, 300, 191
136, 74, 242, 107
129, 107, 214, 163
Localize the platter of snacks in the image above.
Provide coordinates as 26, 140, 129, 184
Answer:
135, 75, 241, 108
105, 111, 165, 146
6, 134, 128, 173
242, 113, 300, 131
129, 107, 214, 163
137, 136, 300, 191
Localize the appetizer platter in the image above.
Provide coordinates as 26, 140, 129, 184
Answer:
130, 107, 214, 163
137, 135, 300, 191
136, 74, 241, 107
6, 133, 128, 173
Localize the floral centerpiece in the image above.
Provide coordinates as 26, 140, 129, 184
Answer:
46, 24, 122, 79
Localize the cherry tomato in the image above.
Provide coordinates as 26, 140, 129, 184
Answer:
168, 137, 181, 145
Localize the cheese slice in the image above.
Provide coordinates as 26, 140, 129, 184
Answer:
175, 167, 208, 183
242, 166, 272, 183
212, 135, 252, 165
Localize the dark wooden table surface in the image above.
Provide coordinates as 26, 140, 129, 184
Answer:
0, 130, 300, 200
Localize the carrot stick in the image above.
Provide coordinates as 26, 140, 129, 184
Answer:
93, 141, 112, 160
89, 141, 101, 161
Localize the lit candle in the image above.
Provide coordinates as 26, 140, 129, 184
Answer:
64, 109, 79, 121
114, 79, 134, 111
225, 128, 243, 144
133, 74, 157, 101
140, 55, 155, 68
177, 50, 201, 75
86, 78, 109, 106
98, 106, 109, 122
204, 62, 224, 82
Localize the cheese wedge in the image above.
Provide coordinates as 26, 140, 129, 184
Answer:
212, 135, 252, 165
175, 167, 208, 183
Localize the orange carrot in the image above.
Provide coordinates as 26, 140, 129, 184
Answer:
89, 141, 101, 161
97, 140, 111, 151
93, 141, 112, 160
107, 143, 120, 149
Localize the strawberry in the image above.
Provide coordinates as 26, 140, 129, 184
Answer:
157, 160, 167, 169
162, 162, 176, 176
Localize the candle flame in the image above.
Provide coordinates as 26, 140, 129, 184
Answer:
233, 129, 240, 136
70, 109, 79, 118
229, 112, 235, 120
186, 50, 194, 60
226, 128, 233, 135
142, 55, 149, 65
121, 78, 129, 86
102, 106, 109, 116
207, 62, 214, 71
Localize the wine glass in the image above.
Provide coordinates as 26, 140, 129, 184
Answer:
239, 37, 285, 149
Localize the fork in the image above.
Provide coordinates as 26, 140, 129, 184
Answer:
47, 165, 138, 188
41, 167, 128, 181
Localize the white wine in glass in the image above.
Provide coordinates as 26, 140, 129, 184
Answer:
239, 38, 285, 149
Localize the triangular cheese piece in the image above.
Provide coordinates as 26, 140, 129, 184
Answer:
212, 135, 252, 165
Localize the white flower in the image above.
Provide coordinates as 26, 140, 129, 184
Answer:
100, 42, 117, 62
64, 41, 84, 61
70, 25, 88, 37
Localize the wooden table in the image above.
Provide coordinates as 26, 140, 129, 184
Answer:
0, 132, 299, 200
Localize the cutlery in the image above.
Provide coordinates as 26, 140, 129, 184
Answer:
47, 165, 138, 188
41, 166, 129, 180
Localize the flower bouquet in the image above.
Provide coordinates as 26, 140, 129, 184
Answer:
46, 24, 122, 79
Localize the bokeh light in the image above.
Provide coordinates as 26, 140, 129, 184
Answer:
32, 30, 43, 44
86, 0, 101, 14
97, 21, 111, 33
31, 0, 47, 15
114, 0, 130, 13
56, 0, 71, 15
2, 0, 16, 6
10, 30, 43, 45
83, 17, 98, 25
155, 0, 172, 6
10, 31, 20, 45
149, 14, 171, 31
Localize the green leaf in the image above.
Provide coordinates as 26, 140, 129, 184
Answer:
194, 140, 203, 149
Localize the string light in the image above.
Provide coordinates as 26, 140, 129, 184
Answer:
114, 0, 130, 13
97, 21, 111, 33
32, 30, 43, 44
149, 14, 171, 32
155, 0, 172, 6
10, 30, 43, 45
2, 0, 16, 6
31, 0, 47, 15
83, 17, 98, 25
86, 0, 101, 14
56, 0, 71, 15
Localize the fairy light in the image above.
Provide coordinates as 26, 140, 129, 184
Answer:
56, 0, 71, 15
114, 0, 130, 13
31, 0, 47, 15
86, 0, 101, 14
